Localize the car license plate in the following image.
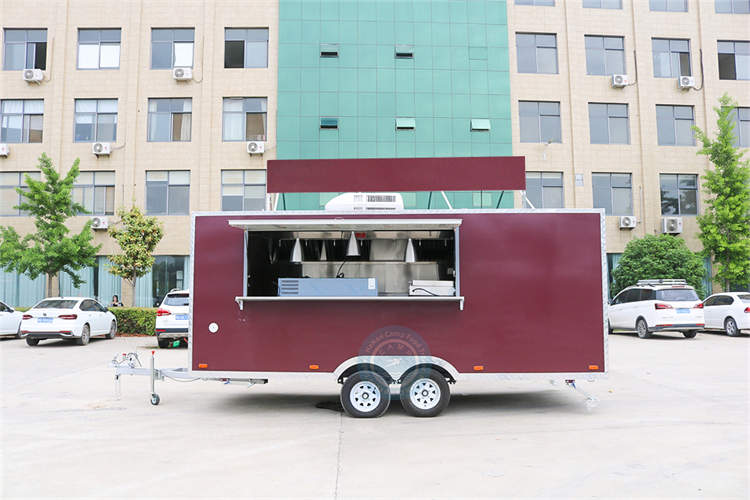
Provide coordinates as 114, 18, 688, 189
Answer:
677, 308, 690, 314
37, 317, 52, 323
176, 314, 189, 321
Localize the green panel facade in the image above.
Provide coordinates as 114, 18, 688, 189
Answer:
277, 0, 513, 210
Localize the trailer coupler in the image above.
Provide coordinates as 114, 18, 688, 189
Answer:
563, 379, 599, 410
110, 351, 267, 406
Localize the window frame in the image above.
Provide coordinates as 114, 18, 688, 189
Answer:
729, 107, 750, 147
588, 102, 630, 144
718, 40, 750, 80
150, 28, 195, 70
519, 101, 562, 143
3, 29, 47, 71
652, 38, 692, 78
592, 172, 633, 216
72, 171, 116, 216
523, 172, 564, 209
514, 0, 555, 5
584, 35, 625, 76
0, 99, 44, 143
224, 28, 269, 69
656, 104, 695, 146
715, 0, 750, 13
583, 0, 622, 8
222, 97, 268, 142
73, 99, 118, 143
147, 98, 192, 142
145, 170, 190, 216
649, 0, 688, 11
659, 173, 698, 216
76, 28, 121, 70
516, 33, 558, 74
0, 171, 42, 216
220, 170, 267, 211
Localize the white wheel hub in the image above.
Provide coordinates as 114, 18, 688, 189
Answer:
409, 378, 441, 410
349, 381, 381, 412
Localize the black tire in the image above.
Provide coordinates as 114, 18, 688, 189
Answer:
26, 337, 39, 346
157, 337, 170, 348
607, 321, 613, 335
725, 317, 740, 337
76, 324, 90, 345
150, 394, 160, 405
399, 369, 451, 418
636, 318, 651, 339
682, 330, 698, 339
340, 371, 390, 418
106, 321, 117, 339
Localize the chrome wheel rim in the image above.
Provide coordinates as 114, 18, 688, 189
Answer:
727, 320, 737, 336
637, 321, 646, 336
409, 378, 441, 410
349, 381, 381, 412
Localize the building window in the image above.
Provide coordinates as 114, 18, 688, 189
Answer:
652, 38, 691, 77
716, 0, 750, 13
3, 29, 46, 70
221, 170, 266, 211
650, 0, 687, 10
730, 107, 750, 147
147, 98, 192, 142
151, 28, 194, 69
718, 41, 750, 80
515, 0, 554, 4
146, 171, 190, 215
73, 171, 115, 215
77, 29, 120, 69
589, 103, 629, 144
593, 173, 632, 216
519, 101, 562, 143
584, 35, 625, 75
222, 97, 267, 141
524, 172, 563, 208
656, 105, 695, 146
224, 28, 269, 68
0, 171, 41, 216
583, 0, 622, 8
1, 99, 43, 143
516, 33, 558, 74
74, 99, 117, 143
660, 174, 697, 215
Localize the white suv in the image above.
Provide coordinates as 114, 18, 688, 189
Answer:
155, 290, 189, 348
608, 280, 704, 339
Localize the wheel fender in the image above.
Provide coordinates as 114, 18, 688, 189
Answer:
334, 356, 460, 383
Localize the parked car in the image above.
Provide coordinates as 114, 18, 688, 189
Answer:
608, 279, 704, 339
701, 292, 750, 337
155, 289, 190, 348
0, 300, 23, 338
20, 297, 117, 346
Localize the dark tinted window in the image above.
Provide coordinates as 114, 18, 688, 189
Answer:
738, 294, 750, 303
34, 299, 78, 309
718, 296, 735, 305
640, 289, 655, 301
164, 293, 189, 306
656, 289, 699, 301
224, 40, 244, 68
704, 296, 719, 306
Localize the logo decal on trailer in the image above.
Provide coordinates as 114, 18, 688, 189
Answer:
360, 325, 430, 359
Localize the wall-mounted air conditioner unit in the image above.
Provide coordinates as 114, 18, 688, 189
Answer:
90, 216, 109, 230
23, 69, 43, 82
619, 216, 637, 229
662, 216, 683, 234
611, 74, 628, 88
247, 141, 265, 154
92, 142, 111, 156
678, 76, 695, 90
172, 67, 192, 81
0, 144, 9, 157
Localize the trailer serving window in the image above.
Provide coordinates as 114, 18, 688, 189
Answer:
229, 219, 464, 309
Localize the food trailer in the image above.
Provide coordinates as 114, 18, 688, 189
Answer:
112, 157, 607, 417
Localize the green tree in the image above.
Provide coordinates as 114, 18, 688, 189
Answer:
0, 154, 100, 297
694, 94, 750, 291
108, 206, 164, 307
611, 235, 706, 298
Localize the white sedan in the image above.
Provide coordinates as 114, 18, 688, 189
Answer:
21, 297, 117, 346
0, 300, 23, 338
701, 292, 750, 336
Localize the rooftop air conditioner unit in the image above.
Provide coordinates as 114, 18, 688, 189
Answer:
0, 144, 9, 157
172, 67, 192, 81
325, 192, 405, 211
92, 142, 111, 156
246, 141, 265, 154
23, 68, 43, 82
611, 74, 628, 88
678, 76, 695, 90
619, 216, 637, 229
90, 216, 109, 230
662, 216, 683, 234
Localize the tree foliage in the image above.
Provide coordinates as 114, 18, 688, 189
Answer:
108, 207, 163, 306
611, 235, 706, 298
0, 154, 100, 294
694, 94, 750, 291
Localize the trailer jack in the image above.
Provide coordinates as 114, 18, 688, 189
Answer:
110, 351, 267, 406
563, 379, 599, 410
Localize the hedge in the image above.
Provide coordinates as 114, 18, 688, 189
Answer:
111, 308, 157, 335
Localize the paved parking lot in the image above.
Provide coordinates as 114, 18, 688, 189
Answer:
1, 330, 747, 498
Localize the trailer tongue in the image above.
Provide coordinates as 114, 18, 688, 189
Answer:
111, 157, 606, 417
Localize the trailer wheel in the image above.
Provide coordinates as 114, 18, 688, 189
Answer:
150, 394, 160, 406
400, 369, 450, 417
340, 371, 390, 418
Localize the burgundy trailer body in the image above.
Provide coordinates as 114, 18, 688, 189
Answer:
189, 210, 607, 385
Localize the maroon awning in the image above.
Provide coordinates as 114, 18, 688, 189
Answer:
267, 156, 525, 193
